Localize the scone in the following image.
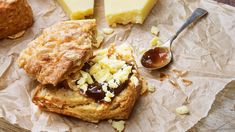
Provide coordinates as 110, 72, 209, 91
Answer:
0, 0, 33, 39
18, 20, 96, 86
33, 44, 142, 123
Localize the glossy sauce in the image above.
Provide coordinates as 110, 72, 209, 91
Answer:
141, 47, 169, 68
85, 79, 130, 102
80, 62, 133, 102
86, 83, 105, 101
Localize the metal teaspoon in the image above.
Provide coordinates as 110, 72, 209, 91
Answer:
141, 8, 208, 70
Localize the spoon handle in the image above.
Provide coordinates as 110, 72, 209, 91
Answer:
171, 8, 208, 43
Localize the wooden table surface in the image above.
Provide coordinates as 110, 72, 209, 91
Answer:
0, 1, 234, 132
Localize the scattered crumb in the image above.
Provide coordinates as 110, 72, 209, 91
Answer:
169, 79, 179, 88
108, 120, 125, 132
159, 72, 169, 81
172, 69, 188, 77
141, 79, 148, 95
147, 83, 156, 93
8, 30, 25, 39
182, 79, 193, 86
176, 105, 190, 115
151, 26, 159, 36
102, 28, 114, 35
108, 119, 112, 124
150, 37, 159, 47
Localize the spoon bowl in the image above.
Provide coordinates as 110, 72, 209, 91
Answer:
141, 38, 172, 70
141, 8, 208, 70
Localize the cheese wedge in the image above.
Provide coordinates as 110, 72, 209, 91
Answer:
58, 0, 94, 20
104, 0, 157, 26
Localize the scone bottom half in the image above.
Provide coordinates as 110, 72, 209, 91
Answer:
32, 44, 143, 123
17, 19, 97, 86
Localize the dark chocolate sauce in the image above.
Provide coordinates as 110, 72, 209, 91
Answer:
141, 47, 169, 68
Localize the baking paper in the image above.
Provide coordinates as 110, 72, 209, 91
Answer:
0, 0, 235, 131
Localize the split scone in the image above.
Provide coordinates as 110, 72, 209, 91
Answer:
33, 44, 142, 123
18, 20, 96, 86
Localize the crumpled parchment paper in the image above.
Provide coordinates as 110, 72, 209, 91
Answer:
0, 0, 235, 131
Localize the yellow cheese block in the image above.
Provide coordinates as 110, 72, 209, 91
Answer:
104, 0, 157, 26
58, 0, 94, 20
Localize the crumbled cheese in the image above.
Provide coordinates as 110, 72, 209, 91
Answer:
102, 28, 114, 35
99, 57, 125, 74
111, 120, 125, 132
80, 71, 93, 84
93, 69, 112, 83
102, 83, 108, 92
106, 91, 114, 98
130, 75, 139, 86
151, 26, 159, 36
116, 44, 132, 59
104, 96, 112, 102
91, 55, 105, 63
80, 83, 88, 93
89, 63, 102, 75
150, 37, 159, 47
95, 48, 108, 56
113, 64, 132, 83
76, 77, 86, 85
94, 32, 104, 48
108, 79, 119, 89
176, 105, 190, 115
147, 82, 155, 92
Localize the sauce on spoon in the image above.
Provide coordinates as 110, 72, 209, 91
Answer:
141, 47, 169, 69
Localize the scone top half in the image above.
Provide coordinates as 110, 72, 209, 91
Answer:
18, 20, 96, 86
33, 44, 142, 123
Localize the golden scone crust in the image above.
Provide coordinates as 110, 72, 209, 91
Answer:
33, 79, 141, 123
18, 20, 96, 86
0, 0, 33, 39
